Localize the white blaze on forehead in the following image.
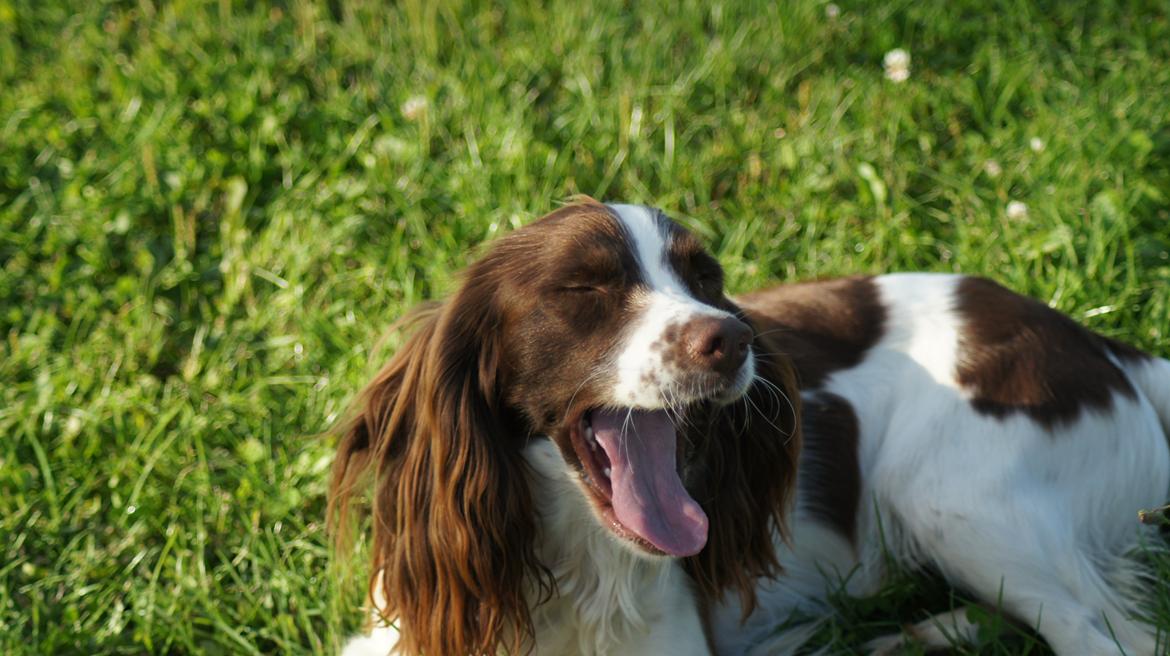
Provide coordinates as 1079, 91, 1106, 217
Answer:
606, 203, 749, 407
607, 204, 686, 294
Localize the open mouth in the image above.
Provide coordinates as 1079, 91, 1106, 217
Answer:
567, 408, 709, 557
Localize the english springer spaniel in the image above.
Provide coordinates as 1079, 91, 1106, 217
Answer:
331, 199, 1169, 656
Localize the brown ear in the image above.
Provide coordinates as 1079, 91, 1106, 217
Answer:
329, 286, 546, 654
682, 311, 802, 615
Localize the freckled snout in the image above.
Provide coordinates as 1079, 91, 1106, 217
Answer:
683, 316, 752, 376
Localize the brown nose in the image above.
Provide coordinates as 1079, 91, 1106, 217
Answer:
683, 316, 752, 376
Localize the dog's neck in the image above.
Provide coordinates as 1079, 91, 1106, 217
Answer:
522, 438, 696, 655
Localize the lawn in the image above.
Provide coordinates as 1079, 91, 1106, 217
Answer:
2, 0, 1168, 653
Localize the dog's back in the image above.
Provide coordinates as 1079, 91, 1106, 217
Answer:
719, 273, 1170, 655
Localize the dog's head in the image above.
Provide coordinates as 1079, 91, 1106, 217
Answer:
330, 198, 800, 654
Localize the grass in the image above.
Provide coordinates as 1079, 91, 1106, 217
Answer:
2, 0, 1168, 653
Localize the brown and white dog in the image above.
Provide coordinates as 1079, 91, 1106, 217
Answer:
331, 200, 1170, 656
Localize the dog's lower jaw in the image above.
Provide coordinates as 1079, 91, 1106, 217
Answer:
522, 438, 711, 655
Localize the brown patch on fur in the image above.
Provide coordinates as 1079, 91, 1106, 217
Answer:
736, 276, 887, 388
666, 225, 726, 307
954, 277, 1138, 428
328, 299, 544, 656
659, 323, 686, 369
799, 391, 861, 544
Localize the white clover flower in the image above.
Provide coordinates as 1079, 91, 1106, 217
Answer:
64, 415, 83, 437
401, 95, 428, 122
1006, 200, 1028, 220
1030, 137, 1045, 152
883, 48, 910, 83
825, 3, 841, 19
984, 160, 1002, 178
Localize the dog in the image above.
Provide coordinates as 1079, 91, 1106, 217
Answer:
330, 199, 1169, 655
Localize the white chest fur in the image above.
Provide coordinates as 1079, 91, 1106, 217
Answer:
523, 439, 710, 656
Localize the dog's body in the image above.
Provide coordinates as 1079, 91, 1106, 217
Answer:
334, 202, 1169, 656
722, 274, 1170, 655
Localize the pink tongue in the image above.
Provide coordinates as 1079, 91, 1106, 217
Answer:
590, 409, 708, 556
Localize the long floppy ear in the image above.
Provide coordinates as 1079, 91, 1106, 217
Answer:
682, 310, 802, 615
329, 284, 546, 655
